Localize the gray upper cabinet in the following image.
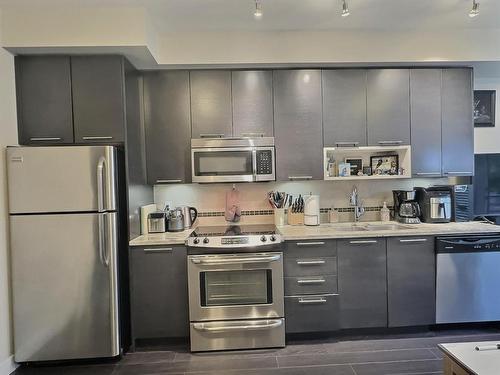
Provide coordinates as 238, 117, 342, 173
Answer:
338, 238, 387, 329
144, 71, 192, 184
190, 71, 232, 138
387, 237, 436, 327
130, 246, 189, 339
71, 56, 126, 143
323, 70, 367, 147
410, 69, 442, 177
232, 71, 273, 137
441, 68, 474, 176
367, 69, 410, 146
273, 70, 323, 181
15, 56, 74, 145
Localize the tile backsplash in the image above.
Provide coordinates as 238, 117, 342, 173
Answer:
154, 177, 454, 223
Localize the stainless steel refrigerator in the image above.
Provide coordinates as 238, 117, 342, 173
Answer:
7, 146, 121, 362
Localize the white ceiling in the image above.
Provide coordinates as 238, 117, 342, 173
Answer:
0, 0, 499, 33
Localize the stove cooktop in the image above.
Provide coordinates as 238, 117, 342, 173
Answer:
186, 224, 282, 248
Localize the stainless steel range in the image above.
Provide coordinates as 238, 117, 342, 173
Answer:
186, 224, 285, 352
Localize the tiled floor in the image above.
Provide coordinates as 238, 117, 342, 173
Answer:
13, 328, 500, 375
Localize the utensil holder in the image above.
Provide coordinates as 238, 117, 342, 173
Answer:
274, 208, 286, 226
287, 211, 304, 226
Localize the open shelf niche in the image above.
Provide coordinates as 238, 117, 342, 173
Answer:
323, 145, 412, 181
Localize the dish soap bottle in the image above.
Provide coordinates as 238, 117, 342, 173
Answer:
380, 202, 390, 222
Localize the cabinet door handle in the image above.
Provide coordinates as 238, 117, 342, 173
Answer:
443, 171, 472, 175
378, 140, 403, 145
335, 142, 359, 147
296, 259, 326, 265
288, 176, 313, 181
297, 278, 326, 284
143, 247, 173, 253
30, 137, 62, 141
298, 297, 327, 304
242, 132, 265, 138
200, 133, 224, 138
296, 242, 325, 247
82, 136, 114, 140
349, 240, 378, 244
416, 172, 441, 176
156, 179, 183, 184
399, 239, 427, 243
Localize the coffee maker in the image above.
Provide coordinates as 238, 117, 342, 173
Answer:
415, 187, 452, 223
392, 190, 421, 224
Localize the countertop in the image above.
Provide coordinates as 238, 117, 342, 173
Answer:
439, 341, 500, 375
129, 221, 500, 247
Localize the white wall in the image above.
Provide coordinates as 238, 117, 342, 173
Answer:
0, 9, 18, 375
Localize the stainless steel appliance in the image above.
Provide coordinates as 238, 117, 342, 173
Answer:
392, 190, 421, 224
148, 211, 167, 233
436, 235, 500, 324
452, 185, 474, 222
7, 146, 121, 362
181, 206, 198, 229
415, 187, 452, 223
186, 224, 285, 352
167, 207, 185, 232
191, 138, 275, 183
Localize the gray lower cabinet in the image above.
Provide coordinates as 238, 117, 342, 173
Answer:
71, 56, 126, 143
387, 236, 436, 327
143, 71, 192, 184
285, 295, 340, 334
367, 69, 410, 146
129, 245, 189, 339
338, 238, 387, 329
15, 56, 74, 145
441, 68, 474, 177
190, 71, 232, 138
273, 70, 323, 181
410, 69, 443, 177
232, 71, 273, 137
323, 69, 367, 147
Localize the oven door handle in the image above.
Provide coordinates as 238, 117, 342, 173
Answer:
192, 319, 283, 332
190, 254, 281, 265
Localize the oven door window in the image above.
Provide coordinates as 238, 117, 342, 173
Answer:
200, 269, 272, 306
193, 151, 253, 176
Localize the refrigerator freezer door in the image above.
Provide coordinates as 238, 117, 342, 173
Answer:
10, 212, 120, 362
7, 146, 117, 214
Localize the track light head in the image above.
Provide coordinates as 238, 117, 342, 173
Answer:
469, 0, 479, 17
254, 0, 263, 18
341, 0, 350, 17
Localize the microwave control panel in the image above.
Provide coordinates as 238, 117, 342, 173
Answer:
256, 150, 273, 175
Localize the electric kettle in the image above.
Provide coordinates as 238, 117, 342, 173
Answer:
181, 206, 198, 229
304, 195, 320, 226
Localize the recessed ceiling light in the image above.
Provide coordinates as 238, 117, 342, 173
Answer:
254, 0, 263, 19
469, 0, 479, 17
341, 0, 350, 17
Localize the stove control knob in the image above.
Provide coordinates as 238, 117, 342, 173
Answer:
193, 238, 200, 245
203, 237, 209, 244
260, 235, 267, 242
270, 235, 276, 242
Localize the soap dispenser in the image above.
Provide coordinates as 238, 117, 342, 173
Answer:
381, 202, 390, 222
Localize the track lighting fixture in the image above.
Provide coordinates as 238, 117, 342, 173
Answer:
341, 0, 350, 17
469, 0, 479, 17
254, 0, 263, 19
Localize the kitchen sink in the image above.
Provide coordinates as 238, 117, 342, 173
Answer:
363, 224, 416, 231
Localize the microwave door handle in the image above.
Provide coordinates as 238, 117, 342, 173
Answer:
252, 149, 257, 182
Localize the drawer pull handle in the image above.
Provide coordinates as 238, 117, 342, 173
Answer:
297, 278, 326, 285
399, 239, 428, 243
144, 247, 173, 253
378, 140, 403, 145
298, 297, 327, 304
200, 133, 224, 138
296, 242, 325, 247
192, 319, 282, 332
335, 142, 359, 147
349, 240, 378, 244
296, 260, 326, 265
288, 176, 313, 181
416, 172, 441, 176
156, 179, 183, 184
30, 137, 62, 141
82, 136, 114, 140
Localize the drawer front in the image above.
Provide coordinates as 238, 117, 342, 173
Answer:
284, 256, 337, 277
285, 294, 339, 333
284, 275, 337, 296
285, 240, 337, 258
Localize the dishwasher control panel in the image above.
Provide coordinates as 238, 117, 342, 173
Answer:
436, 236, 500, 253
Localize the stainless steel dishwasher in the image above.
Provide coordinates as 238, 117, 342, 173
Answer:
436, 235, 500, 324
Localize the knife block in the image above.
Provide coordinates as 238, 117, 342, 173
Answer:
287, 211, 304, 226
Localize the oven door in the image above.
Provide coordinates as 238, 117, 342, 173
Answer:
187, 252, 284, 322
191, 147, 255, 183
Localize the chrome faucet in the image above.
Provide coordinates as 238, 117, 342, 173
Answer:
349, 186, 365, 222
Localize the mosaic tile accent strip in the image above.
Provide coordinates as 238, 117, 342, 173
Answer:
198, 207, 393, 217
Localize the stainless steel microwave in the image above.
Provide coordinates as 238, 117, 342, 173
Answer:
191, 138, 275, 183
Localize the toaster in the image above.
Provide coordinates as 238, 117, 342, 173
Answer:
147, 212, 167, 233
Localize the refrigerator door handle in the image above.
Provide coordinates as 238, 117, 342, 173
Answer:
97, 156, 107, 213
97, 213, 109, 267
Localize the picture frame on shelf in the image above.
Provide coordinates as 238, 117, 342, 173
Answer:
338, 162, 351, 177
345, 158, 363, 176
474, 90, 496, 128
370, 154, 399, 175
